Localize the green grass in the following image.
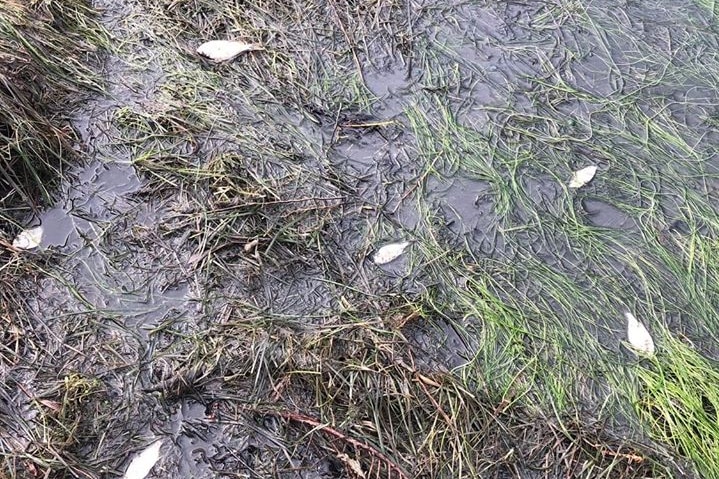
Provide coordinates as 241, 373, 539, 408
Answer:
397, 2, 719, 476
631, 335, 719, 477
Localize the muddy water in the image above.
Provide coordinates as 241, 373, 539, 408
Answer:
13, 0, 719, 477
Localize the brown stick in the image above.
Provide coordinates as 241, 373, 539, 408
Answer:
590, 443, 645, 464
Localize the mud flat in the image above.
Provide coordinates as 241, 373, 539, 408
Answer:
2, 1, 719, 478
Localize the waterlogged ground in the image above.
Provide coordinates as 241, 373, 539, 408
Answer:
4, 0, 719, 478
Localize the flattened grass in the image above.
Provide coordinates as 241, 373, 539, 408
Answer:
2, 0, 719, 478
400, 2, 719, 476
150, 300, 676, 478
632, 336, 719, 478
87, 0, 719, 476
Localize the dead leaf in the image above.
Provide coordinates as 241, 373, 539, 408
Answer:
625, 311, 655, 356
12, 226, 43, 250
337, 453, 366, 479
244, 238, 259, 252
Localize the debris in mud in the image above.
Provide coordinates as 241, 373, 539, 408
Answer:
337, 452, 367, 478
372, 241, 410, 265
568, 165, 598, 189
625, 311, 655, 356
122, 440, 163, 479
244, 238, 259, 253
196, 40, 263, 62
11, 225, 43, 250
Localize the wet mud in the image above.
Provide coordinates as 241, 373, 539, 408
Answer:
4, 0, 719, 477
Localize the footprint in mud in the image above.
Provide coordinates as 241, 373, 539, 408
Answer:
169, 398, 222, 478
580, 198, 638, 231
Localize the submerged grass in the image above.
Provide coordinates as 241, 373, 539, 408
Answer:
400, 1, 719, 477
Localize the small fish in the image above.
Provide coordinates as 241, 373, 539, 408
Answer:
12, 226, 43, 250
122, 440, 163, 479
372, 241, 410, 265
568, 165, 598, 189
625, 311, 655, 356
196, 40, 263, 62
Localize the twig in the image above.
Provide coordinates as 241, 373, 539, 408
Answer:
590, 443, 645, 464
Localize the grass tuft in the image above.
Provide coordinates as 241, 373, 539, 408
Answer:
633, 335, 719, 478
0, 0, 106, 211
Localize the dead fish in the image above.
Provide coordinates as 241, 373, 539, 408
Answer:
372, 241, 410, 265
12, 226, 43, 250
122, 440, 163, 479
196, 40, 263, 62
568, 165, 598, 189
625, 311, 655, 356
